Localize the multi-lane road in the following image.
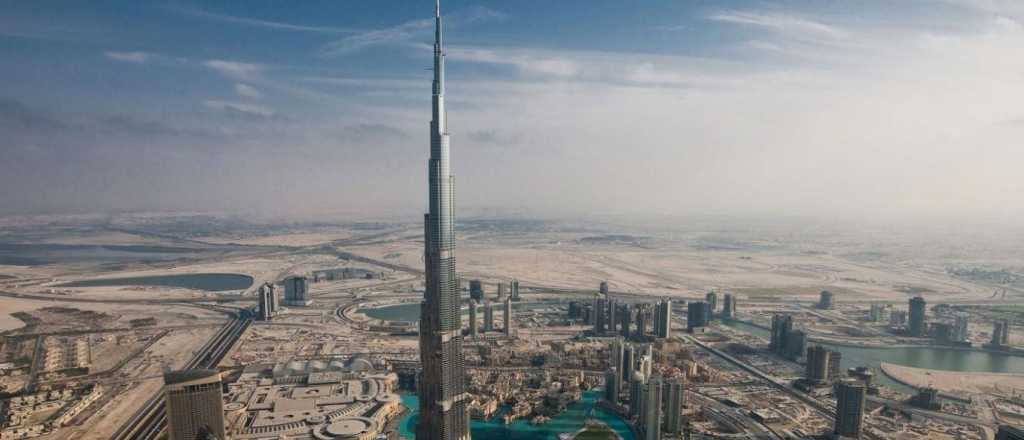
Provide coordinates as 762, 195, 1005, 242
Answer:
109, 315, 251, 440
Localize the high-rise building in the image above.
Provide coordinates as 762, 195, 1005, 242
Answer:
910, 387, 941, 410
621, 304, 632, 338
468, 300, 478, 338
805, 345, 831, 384
483, 300, 494, 332
604, 368, 620, 405
638, 353, 653, 380
687, 302, 710, 331
469, 280, 483, 301
510, 279, 520, 301
655, 299, 672, 339
996, 425, 1024, 440
833, 381, 866, 439
257, 283, 277, 321
869, 303, 884, 322
568, 301, 583, 320
953, 312, 969, 343
818, 290, 834, 310
636, 305, 648, 338
595, 297, 607, 334
163, 369, 226, 440
722, 294, 736, 319
497, 282, 506, 302
770, 314, 793, 354
642, 375, 663, 440
608, 298, 618, 334
629, 371, 646, 418
992, 320, 1011, 347
622, 344, 635, 382
784, 329, 807, 360
600, 281, 610, 295
503, 297, 513, 337
610, 338, 625, 382
663, 378, 685, 434
890, 310, 908, 327
705, 292, 718, 317
828, 350, 843, 381
417, 1, 472, 437
909, 296, 927, 337
282, 276, 311, 306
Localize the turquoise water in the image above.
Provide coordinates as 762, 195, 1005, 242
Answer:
362, 302, 556, 322
59, 273, 253, 291
399, 391, 635, 440
720, 319, 1024, 389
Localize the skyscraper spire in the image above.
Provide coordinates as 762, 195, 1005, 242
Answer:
418, 0, 471, 439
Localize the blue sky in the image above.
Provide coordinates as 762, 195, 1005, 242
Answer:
3, 1, 1024, 222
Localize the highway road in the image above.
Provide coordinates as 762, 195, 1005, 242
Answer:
109, 315, 251, 440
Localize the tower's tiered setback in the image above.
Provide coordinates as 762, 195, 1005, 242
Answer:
417, 0, 471, 439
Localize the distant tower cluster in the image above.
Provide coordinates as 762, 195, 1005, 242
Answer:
578, 285, 676, 341
606, 337, 684, 440
465, 296, 514, 338
163, 369, 226, 440
256, 282, 279, 321
282, 276, 311, 306
908, 296, 927, 337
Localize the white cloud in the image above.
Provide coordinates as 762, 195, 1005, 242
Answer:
202, 60, 262, 79
234, 83, 262, 99
709, 11, 848, 39
175, 6, 358, 34
320, 17, 433, 56
318, 6, 506, 57
203, 100, 275, 117
447, 47, 581, 78
655, 24, 688, 32
104, 51, 151, 64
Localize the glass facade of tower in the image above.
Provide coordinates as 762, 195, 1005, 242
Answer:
417, 1, 471, 439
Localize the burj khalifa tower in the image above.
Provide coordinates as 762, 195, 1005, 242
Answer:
416, 0, 471, 439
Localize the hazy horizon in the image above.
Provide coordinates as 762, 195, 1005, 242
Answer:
3, 0, 1024, 224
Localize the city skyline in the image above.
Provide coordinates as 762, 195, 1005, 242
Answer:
3, 1, 1024, 224
2, 3, 1024, 439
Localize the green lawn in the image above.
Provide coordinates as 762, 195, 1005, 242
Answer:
574, 424, 618, 440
